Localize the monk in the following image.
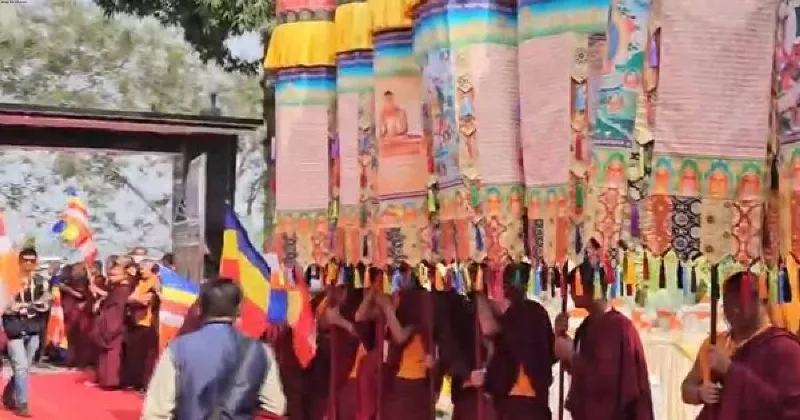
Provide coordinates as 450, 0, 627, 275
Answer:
682, 271, 800, 419
473, 263, 553, 420
376, 269, 436, 420
555, 257, 654, 420
437, 287, 496, 420
59, 264, 95, 369
92, 264, 132, 389
122, 260, 160, 391
325, 284, 382, 420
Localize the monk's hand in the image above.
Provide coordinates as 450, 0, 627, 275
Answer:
709, 345, 732, 376
554, 312, 569, 336
697, 383, 722, 405
554, 336, 574, 362
469, 369, 486, 387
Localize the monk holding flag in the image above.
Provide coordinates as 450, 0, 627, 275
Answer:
555, 253, 653, 420
682, 271, 800, 419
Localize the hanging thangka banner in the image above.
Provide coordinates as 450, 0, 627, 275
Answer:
777, 0, 800, 259
266, 0, 337, 268
410, 0, 523, 262
586, 0, 651, 264
372, 4, 431, 266
651, 0, 777, 264
335, 0, 375, 264
518, 0, 608, 265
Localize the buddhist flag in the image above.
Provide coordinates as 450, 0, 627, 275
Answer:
0, 211, 19, 313
158, 265, 200, 351
47, 286, 68, 351
51, 187, 97, 264
219, 208, 316, 366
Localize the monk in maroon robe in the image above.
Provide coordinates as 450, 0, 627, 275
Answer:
121, 260, 160, 390
325, 284, 382, 420
92, 264, 132, 389
555, 256, 654, 420
474, 263, 553, 420
682, 271, 800, 420
60, 264, 96, 369
437, 288, 496, 420
377, 271, 437, 420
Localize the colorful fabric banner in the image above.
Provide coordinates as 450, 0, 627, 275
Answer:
649, 0, 776, 264
519, 0, 609, 265
266, 0, 337, 268
584, 0, 653, 271
46, 286, 67, 351
158, 265, 200, 350
51, 187, 98, 264
0, 212, 19, 313
373, 27, 432, 265
335, 0, 375, 264
220, 208, 317, 366
411, 0, 524, 262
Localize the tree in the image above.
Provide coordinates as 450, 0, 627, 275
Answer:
0, 0, 264, 255
92, 0, 274, 75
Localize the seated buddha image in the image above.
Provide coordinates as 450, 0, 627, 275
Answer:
380, 90, 410, 143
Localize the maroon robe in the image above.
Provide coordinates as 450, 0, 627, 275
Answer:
62, 275, 95, 368
483, 298, 553, 420
92, 282, 131, 388
697, 326, 800, 420
121, 279, 160, 390
566, 309, 654, 420
332, 288, 381, 420
437, 292, 496, 420
382, 288, 438, 420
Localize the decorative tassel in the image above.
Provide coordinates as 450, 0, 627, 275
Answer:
463, 264, 472, 292
551, 268, 558, 298
741, 271, 752, 308
383, 271, 391, 294
362, 236, 369, 258
426, 187, 437, 213
326, 262, 337, 287
533, 265, 542, 297
435, 263, 447, 291
363, 267, 372, 289
454, 264, 465, 295
575, 268, 584, 297
643, 252, 650, 283
768, 269, 779, 304
782, 265, 792, 303
658, 258, 666, 289
354, 266, 363, 289
338, 265, 346, 286
610, 269, 620, 299
541, 261, 549, 291
630, 203, 641, 238
621, 252, 629, 296
469, 182, 480, 208
676, 261, 684, 290
757, 270, 768, 300
593, 265, 602, 300
690, 265, 698, 294
475, 265, 484, 292
474, 222, 484, 251
574, 226, 583, 255
417, 264, 430, 291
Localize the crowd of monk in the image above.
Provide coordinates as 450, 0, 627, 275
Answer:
5, 246, 800, 420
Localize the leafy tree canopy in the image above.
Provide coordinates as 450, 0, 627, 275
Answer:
92, 0, 273, 74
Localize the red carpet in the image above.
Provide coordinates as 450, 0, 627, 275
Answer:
1, 372, 143, 420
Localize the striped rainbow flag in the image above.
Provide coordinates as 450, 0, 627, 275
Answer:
46, 286, 68, 351
158, 265, 200, 350
0, 211, 19, 313
51, 187, 98, 264
219, 208, 316, 367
